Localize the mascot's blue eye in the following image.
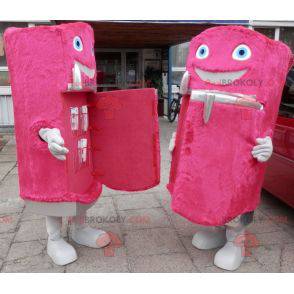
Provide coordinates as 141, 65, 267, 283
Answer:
232, 44, 251, 60
73, 36, 83, 52
196, 44, 209, 59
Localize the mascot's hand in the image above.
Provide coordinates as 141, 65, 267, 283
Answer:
39, 128, 69, 161
169, 132, 177, 153
252, 136, 273, 163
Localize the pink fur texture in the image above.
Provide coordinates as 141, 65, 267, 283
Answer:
168, 26, 293, 226
88, 89, 160, 191
4, 22, 160, 204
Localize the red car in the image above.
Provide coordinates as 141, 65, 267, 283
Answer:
263, 69, 294, 208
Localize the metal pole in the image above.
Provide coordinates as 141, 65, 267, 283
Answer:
168, 46, 173, 106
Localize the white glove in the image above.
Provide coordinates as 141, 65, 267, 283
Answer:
169, 132, 177, 153
251, 136, 273, 163
39, 128, 69, 161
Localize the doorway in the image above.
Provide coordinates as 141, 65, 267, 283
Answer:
95, 49, 143, 91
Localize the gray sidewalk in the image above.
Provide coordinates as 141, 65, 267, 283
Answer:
0, 118, 293, 272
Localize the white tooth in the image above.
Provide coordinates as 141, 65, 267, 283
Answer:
195, 68, 247, 85
75, 61, 95, 79
73, 62, 82, 90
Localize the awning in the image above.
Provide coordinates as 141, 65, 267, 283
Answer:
55, 20, 248, 48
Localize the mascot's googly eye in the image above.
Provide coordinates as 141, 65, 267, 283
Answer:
73, 36, 83, 52
196, 44, 209, 59
232, 44, 251, 61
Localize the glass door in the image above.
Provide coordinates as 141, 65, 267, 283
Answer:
96, 51, 122, 91
96, 49, 142, 91
125, 51, 141, 89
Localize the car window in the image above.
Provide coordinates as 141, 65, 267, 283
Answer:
279, 67, 294, 119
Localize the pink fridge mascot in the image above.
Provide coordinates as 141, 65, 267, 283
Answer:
4, 22, 160, 265
168, 26, 293, 270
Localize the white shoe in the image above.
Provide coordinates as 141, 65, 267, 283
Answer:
214, 242, 244, 271
47, 238, 77, 266
213, 226, 245, 271
192, 228, 226, 250
72, 226, 111, 248
45, 215, 78, 266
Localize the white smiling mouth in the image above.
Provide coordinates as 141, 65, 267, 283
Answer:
69, 61, 95, 90
195, 68, 247, 85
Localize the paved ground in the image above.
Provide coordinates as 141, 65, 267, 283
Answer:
0, 118, 293, 272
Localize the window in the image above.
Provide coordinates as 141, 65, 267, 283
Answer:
0, 30, 10, 86
96, 51, 122, 87
171, 42, 190, 86
96, 50, 142, 91
126, 52, 140, 87
254, 27, 275, 39
278, 27, 294, 119
0, 69, 10, 87
279, 68, 294, 119
280, 27, 294, 53
0, 22, 27, 87
0, 22, 28, 126
172, 42, 190, 68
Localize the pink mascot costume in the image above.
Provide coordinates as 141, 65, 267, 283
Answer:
168, 26, 293, 270
4, 22, 160, 265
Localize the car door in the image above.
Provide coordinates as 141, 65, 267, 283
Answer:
263, 71, 294, 207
